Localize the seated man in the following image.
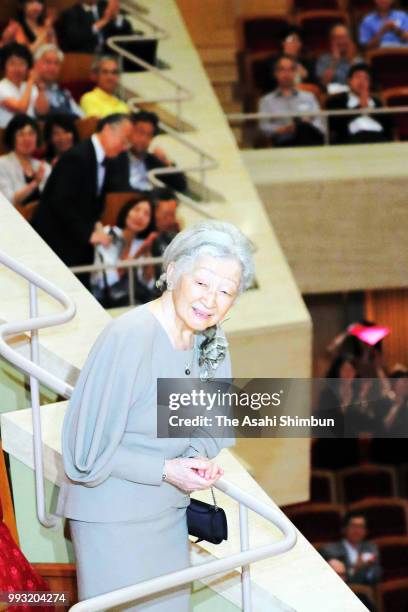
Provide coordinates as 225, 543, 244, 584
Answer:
321, 512, 381, 586
80, 55, 129, 117
34, 43, 83, 117
258, 55, 325, 147
316, 24, 362, 93
106, 111, 187, 193
267, 28, 316, 93
359, 0, 408, 49
326, 63, 394, 144
56, 0, 132, 54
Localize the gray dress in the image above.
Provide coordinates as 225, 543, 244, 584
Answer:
56, 303, 234, 611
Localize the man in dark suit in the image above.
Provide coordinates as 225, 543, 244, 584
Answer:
31, 113, 133, 286
56, 0, 132, 54
326, 63, 394, 144
106, 111, 187, 194
320, 511, 382, 586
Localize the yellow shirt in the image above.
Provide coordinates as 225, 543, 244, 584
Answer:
80, 87, 129, 118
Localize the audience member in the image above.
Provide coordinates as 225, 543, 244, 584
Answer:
326, 63, 394, 144
327, 559, 378, 612
34, 44, 83, 117
359, 0, 408, 49
258, 55, 325, 147
80, 56, 129, 117
150, 187, 180, 291
31, 113, 133, 286
56, 0, 132, 54
15, 0, 57, 54
43, 114, 79, 164
90, 194, 157, 306
321, 512, 382, 586
107, 111, 187, 192
0, 43, 48, 128
0, 113, 50, 206
316, 24, 362, 93
0, 21, 20, 48
267, 29, 315, 92
381, 370, 408, 436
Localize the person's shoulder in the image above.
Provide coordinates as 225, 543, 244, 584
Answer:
107, 304, 157, 343
259, 90, 278, 103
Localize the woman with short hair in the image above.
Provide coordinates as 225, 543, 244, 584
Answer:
57, 219, 255, 611
0, 113, 50, 207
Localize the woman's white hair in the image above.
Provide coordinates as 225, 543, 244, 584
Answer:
158, 220, 255, 294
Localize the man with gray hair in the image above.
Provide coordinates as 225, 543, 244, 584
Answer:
34, 43, 83, 117
80, 55, 129, 117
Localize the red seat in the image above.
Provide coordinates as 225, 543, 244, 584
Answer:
374, 536, 408, 581
297, 10, 349, 55
382, 87, 408, 141
378, 578, 408, 612
237, 15, 291, 54
294, 0, 340, 9
348, 498, 408, 539
285, 503, 344, 544
338, 464, 398, 504
311, 470, 337, 503
369, 49, 408, 90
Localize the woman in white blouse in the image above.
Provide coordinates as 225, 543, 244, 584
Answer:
0, 113, 50, 207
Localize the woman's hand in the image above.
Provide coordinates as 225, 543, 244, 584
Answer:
164, 457, 224, 492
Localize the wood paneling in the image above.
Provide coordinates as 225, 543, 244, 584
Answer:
33, 563, 78, 610
0, 443, 19, 546
366, 289, 408, 369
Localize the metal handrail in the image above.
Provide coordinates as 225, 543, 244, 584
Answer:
227, 105, 408, 146
0, 249, 297, 611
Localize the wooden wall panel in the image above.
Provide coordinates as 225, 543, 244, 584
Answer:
366, 289, 408, 370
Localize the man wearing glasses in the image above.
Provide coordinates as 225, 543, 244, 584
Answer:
80, 56, 129, 118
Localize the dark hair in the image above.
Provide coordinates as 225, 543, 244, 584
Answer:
116, 195, 156, 238
96, 113, 131, 132
18, 0, 46, 39
151, 187, 178, 205
130, 110, 159, 135
43, 114, 79, 160
348, 62, 371, 80
325, 354, 357, 379
273, 54, 297, 73
0, 42, 33, 71
342, 511, 367, 529
4, 113, 41, 151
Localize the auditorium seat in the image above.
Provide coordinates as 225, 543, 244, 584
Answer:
368, 49, 408, 90
15, 202, 38, 223
349, 584, 378, 612
241, 50, 274, 106
382, 88, 408, 142
285, 503, 344, 545
236, 15, 291, 54
293, 0, 340, 10
338, 464, 398, 504
296, 10, 350, 55
75, 117, 99, 141
377, 578, 408, 612
311, 470, 337, 503
102, 192, 136, 226
59, 53, 94, 102
348, 498, 408, 538
373, 536, 408, 581
297, 82, 325, 106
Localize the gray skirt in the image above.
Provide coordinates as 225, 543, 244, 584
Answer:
69, 506, 191, 612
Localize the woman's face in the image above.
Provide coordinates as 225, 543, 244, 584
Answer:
24, 0, 44, 21
6, 56, 29, 84
170, 254, 241, 333
51, 125, 74, 155
14, 124, 37, 156
125, 201, 151, 233
339, 360, 356, 380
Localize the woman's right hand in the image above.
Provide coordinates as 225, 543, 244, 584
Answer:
164, 457, 223, 492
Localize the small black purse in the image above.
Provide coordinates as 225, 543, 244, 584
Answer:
186, 488, 228, 545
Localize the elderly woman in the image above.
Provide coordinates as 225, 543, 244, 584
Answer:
0, 113, 50, 207
56, 220, 254, 611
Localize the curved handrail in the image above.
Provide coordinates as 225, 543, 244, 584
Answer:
69, 476, 297, 612
0, 250, 76, 399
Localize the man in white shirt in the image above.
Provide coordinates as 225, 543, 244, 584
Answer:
0, 42, 47, 128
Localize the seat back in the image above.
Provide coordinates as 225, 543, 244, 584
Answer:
382, 87, 408, 141
236, 15, 291, 54
368, 49, 408, 90
373, 536, 408, 581
102, 192, 136, 227
311, 470, 337, 503
294, 0, 340, 9
377, 577, 408, 612
285, 502, 344, 544
75, 116, 99, 141
59, 53, 94, 102
297, 10, 349, 55
348, 498, 408, 538
338, 464, 398, 504
0, 441, 19, 546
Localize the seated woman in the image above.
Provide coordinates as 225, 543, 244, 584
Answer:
0, 114, 51, 209
90, 194, 158, 307
15, 0, 57, 54
0, 42, 48, 128
43, 113, 79, 165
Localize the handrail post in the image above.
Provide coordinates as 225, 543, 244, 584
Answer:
324, 114, 330, 146
175, 85, 182, 131
128, 266, 135, 306
29, 282, 60, 529
239, 503, 252, 611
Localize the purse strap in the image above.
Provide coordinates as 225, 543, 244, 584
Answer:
210, 486, 218, 510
